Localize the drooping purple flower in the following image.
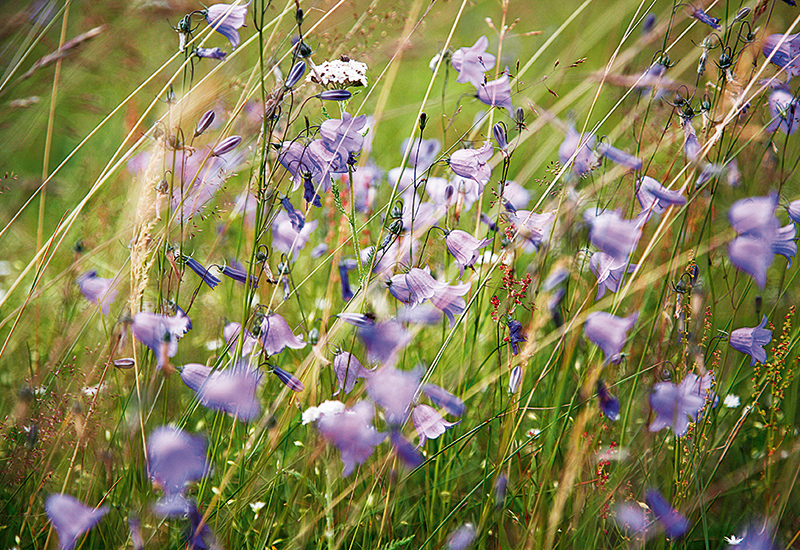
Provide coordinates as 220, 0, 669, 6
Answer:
763, 33, 800, 79
493, 122, 508, 152
446, 523, 477, 550
688, 7, 720, 30
358, 319, 413, 365
76, 270, 118, 315
509, 209, 556, 251
260, 313, 306, 355
281, 196, 305, 231
642, 13, 656, 34
339, 258, 359, 301
272, 210, 318, 260
649, 372, 715, 436
590, 252, 636, 300
773, 223, 797, 266
429, 280, 471, 325
413, 404, 458, 446
131, 309, 192, 369
683, 121, 701, 162
332, 351, 373, 395
445, 230, 490, 276
388, 267, 440, 307
272, 366, 305, 392
507, 318, 527, 355
596, 379, 620, 421
220, 263, 258, 288
728, 521, 777, 550
645, 490, 689, 538
559, 127, 597, 177
212, 135, 242, 156
320, 112, 368, 167
147, 426, 210, 497
187, 500, 217, 549
730, 315, 772, 366
183, 256, 221, 289
614, 501, 650, 534
636, 176, 687, 217
313, 400, 387, 476
476, 74, 513, 115
205, 2, 249, 48
45, 494, 109, 550
448, 142, 493, 189
196, 47, 227, 60
367, 365, 421, 425
584, 311, 638, 364
729, 236, 775, 289
788, 199, 800, 224
390, 429, 424, 469
196, 365, 263, 420
596, 141, 643, 171
584, 209, 642, 264
729, 193, 779, 235
451, 35, 496, 87
422, 383, 465, 416
223, 322, 258, 355
766, 86, 800, 134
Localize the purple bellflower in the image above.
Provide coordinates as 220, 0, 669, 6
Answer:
147, 426, 210, 498
187, 501, 217, 549
596, 141, 643, 171
339, 258, 358, 301
181, 363, 263, 421
281, 196, 305, 231
476, 73, 514, 115
284, 60, 307, 89
584, 311, 638, 364
559, 127, 597, 176
688, 7, 720, 30
45, 494, 109, 550
358, 319, 413, 365
195, 110, 216, 136
636, 176, 687, 218
388, 267, 440, 307
508, 365, 523, 394
423, 383, 465, 416
445, 230, 490, 276
390, 429, 424, 469
313, 400, 387, 477
788, 199, 800, 224
367, 365, 421, 425
584, 209, 642, 264
448, 142, 493, 190
590, 252, 636, 300
220, 263, 258, 288
763, 33, 800, 79
223, 322, 258, 355
429, 280, 471, 325
319, 112, 368, 166
196, 47, 227, 60
76, 270, 118, 315
446, 523, 477, 550
451, 35, 496, 86
212, 135, 242, 156
205, 2, 249, 49
730, 315, 772, 365
318, 89, 353, 101
728, 237, 775, 289
596, 379, 620, 421
645, 490, 689, 538
338, 312, 376, 327
684, 121, 702, 162
649, 372, 716, 436
507, 318, 527, 355
272, 210, 318, 260
766, 86, 800, 134
183, 256, 221, 289
332, 351, 373, 395
260, 313, 306, 355
131, 309, 192, 370
273, 366, 305, 392
413, 404, 459, 446
509, 209, 556, 251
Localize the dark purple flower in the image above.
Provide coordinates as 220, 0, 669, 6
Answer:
584, 209, 642, 264
332, 351, 373, 395
422, 384, 465, 416
493, 122, 508, 152
183, 256, 221, 289
187, 501, 216, 549
367, 365, 421, 425
313, 400, 387, 476
730, 315, 772, 366
358, 320, 413, 365
590, 252, 636, 300
390, 429, 424, 469
476, 74, 513, 115
220, 263, 258, 288
195, 110, 216, 136
649, 373, 715, 436
446, 523, 477, 550
448, 142, 493, 189
339, 258, 358, 301
273, 366, 305, 392
636, 176, 687, 217
445, 230, 490, 276
413, 404, 458, 446
284, 60, 306, 89
763, 33, 800, 78
596, 141, 643, 171
131, 309, 192, 369
596, 379, 620, 421
338, 312, 376, 327
205, 2, 249, 48
260, 313, 306, 355
584, 311, 638, 364
317, 89, 352, 101
645, 490, 689, 538
451, 35, 496, 86
559, 127, 597, 176
147, 426, 210, 496
507, 318, 527, 355
196, 47, 227, 60
45, 494, 109, 550
76, 270, 118, 315
281, 196, 305, 231
689, 7, 720, 30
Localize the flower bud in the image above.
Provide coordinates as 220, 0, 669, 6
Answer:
493, 122, 508, 151
734, 7, 750, 20
195, 110, 215, 136
317, 89, 352, 101
212, 135, 242, 156
284, 61, 307, 89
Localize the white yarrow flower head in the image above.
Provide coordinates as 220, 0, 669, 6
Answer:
308, 56, 368, 88
724, 394, 741, 408
302, 400, 347, 424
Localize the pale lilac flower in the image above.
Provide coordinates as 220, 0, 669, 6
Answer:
332, 351, 373, 395
189, 364, 262, 421
596, 379, 620, 420
129, 515, 144, 550
272, 210, 318, 260
502, 181, 530, 210
596, 141, 643, 171
45, 494, 109, 550
729, 193, 779, 235
766, 87, 800, 134
169, 146, 241, 222
590, 252, 636, 300
730, 315, 772, 366
223, 322, 258, 355
359, 320, 413, 365
397, 303, 443, 325
727, 522, 777, 550
636, 176, 687, 217
76, 270, 118, 315
559, 127, 597, 176
273, 366, 305, 392
683, 121, 701, 162
584, 209, 642, 264
131, 309, 192, 369
508, 365, 522, 394
788, 199, 800, 224
649, 373, 715, 436
147, 426, 210, 496
584, 311, 638, 364
183, 256, 221, 289
413, 404, 458, 446
445, 230, 491, 276
728, 237, 776, 289
205, 2, 249, 48
196, 47, 227, 60
390, 429, 424, 469
388, 267, 440, 307
494, 474, 508, 507
429, 281, 471, 325
422, 384, 465, 416
446, 523, 477, 550
476, 74, 513, 114
314, 400, 387, 476
510, 210, 556, 251
319, 112, 368, 166
451, 35, 496, 86
260, 313, 306, 355
278, 140, 343, 192
614, 501, 650, 534
645, 490, 689, 538
367, 365, 421, 425
448, 142, 493, 188
763, 33, 800, 79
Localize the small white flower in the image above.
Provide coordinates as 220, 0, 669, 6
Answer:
724, 535, 743, 545
429, 52, 442, 71
302, 400, 346, 424
249, 502, 266, 513
308, 58, 368, 87
723, 394, 741, 408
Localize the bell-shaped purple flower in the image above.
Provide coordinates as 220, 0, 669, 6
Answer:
559, 127, 597, 176
339, 258, 358, 301
649, 373, 715, 436
584, 311, 638, 364
507, 318, 527, 355
684, 122, 701, 162
730, 315, 772, 366
636, 176, 687, 217
446, 523, 477, 550
314, 400, 387, 476
332, 351, 373, 395
476, 74, 513, 115
260, 313, 306, 355
729, 237, 775, 289
147, 426, 210, 497
430, 280, 471, 325
590, 252, 636, 300
596, 141, 643, 171
367, 365, 421, 425
445, 230, 490, 276
188, 364, 263, 420
596, 379, 620, 421
788, 199, 800, 224
45, 494, 109, 550
451, 35, 496, 86
319, 112, 368, 166
338, 312, 376, 327
763, 32, 800, 79
223, 322, 258, 355
584, 209, 642, 264
358, 320, 413, 365
183, 256, 221, 289
689, 7, 720, 30
448, 142, 493, 189
422, 383, 465, 416
272, 210, 318, 260
729, 193, 779, 235
388, 267, 440, 307
766, 86, 800, 134
390, 429, 424, 469
273, 366, 305, 392
205, 2, 249, 48
645, 490, 689, 538
76, 270, 118, 315
412, 404, 458, 446
510, 209, 556, 251
131, 309, 192, 369
187, 501, 217, 549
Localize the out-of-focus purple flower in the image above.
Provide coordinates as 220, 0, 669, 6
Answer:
596, 141, 643, 171
196, 47, 227, 60
773, 223, 797, 266
272, 210, 318, 260
729, 237, 776, 289
76, 270, 118, 315
448, 142, 493, 189
763, 33, 800, 79
636, 176, 687, 217
508, 365, 522, 394
766, 86, 800, 134
596, 379, 620, 421
422, 384, 465, 416
502, 181, 530, 210
584, 311, 638, 364
284, 60, 306, 89
195, 110, 215, 136
359, 319, 413, 365
224, 322, 258, 355
313, 400, 387, 476
183, 256, 221, 289
129, 515, 144, 550
212, 135, 242, 156
559, 127, 597, 176
649, 372, 715, 436
584, 209, 642, 264
205, 2, 249, 48
429, 280, 471, 325
730, 315, 772, 366
683, 121, 702, 162
367, 365, 421, 425
507, 318, 527, 355
688, 7, 720, 30
273, 366, 305, 392
132, 309, 192, 369
645, 490, 689, 538
390, 429, 424, 469
411, 405, 458, 447
260, 313, 306, 355
187, 500, 216, 549
476, 74, 513, 115
45, 494, 109, 550
339, 258, 358, 301
728, 521, 777, 550
730, 193, 779, 235
311, 243, 329, 258
451, 35, 496, 86
181, 363, 262, 420
789, 199, 800, 224
615, 501, 650, 534
494, 474, 508, 507
590, 252, 636, 300
332, 351, 373, 395
147, 426, 210, 496
402, 137, 441, 171
509, 209, 556, 251
338, 312, 376, 327
642, 13, 656, 35
317, 89, 352, 101
388, 267, 439, 307
397, 303, 443, 325
152, 493, 192, 517
446, 523, 477, 550
445, 230, 490, 276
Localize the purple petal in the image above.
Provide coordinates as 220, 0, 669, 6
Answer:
367, 366, 421, 425
412, 404, 458, 446
645, 490, 689, 538
45, 494, 109, 550
260, 313, 306, 355
147, 426, 210, 496
584, 312, 638, 364
422, 384, 465, 416
332, 352, 373, 395
315, 400, 387, 476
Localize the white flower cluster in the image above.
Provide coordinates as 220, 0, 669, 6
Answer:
302, 400, 346, 424
308, 58, 368, 87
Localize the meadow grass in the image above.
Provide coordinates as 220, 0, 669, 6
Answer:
1, 0, 800, 548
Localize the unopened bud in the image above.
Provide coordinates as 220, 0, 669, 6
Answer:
284, 61, 307, 89
195, 110, 215, 136
317, 89, 352, 101
212, 135, 242, 156
493, 122, 508, 151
